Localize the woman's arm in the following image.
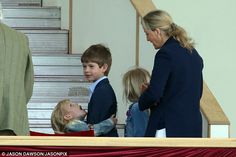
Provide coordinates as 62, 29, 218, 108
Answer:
139, 50, 171, 111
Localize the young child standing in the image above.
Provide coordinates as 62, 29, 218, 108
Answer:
123, 67, 150, 137
51, 99, 117, 136
81, 44, 118, 137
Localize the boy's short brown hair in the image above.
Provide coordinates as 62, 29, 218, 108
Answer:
81, 44, 112, 76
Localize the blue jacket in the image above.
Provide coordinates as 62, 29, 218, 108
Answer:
87, 78, 118, 137
125, 102, 149, 137
139, 37, 203, 137
65, 119, 114, 136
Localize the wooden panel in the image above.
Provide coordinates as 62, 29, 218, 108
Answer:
1, 137, 236, 147
130, 0, 156, 17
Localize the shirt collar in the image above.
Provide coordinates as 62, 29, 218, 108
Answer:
89, 76, 107, 96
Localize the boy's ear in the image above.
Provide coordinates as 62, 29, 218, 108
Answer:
101, 64, 108, 72
64, 114, 72, 121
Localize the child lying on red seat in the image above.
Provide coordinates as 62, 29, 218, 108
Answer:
50, 99, 117, 136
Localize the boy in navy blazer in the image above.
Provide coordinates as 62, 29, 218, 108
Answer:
81, 44, 118, 137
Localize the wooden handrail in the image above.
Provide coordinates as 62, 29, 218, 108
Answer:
130, 0, 156, 17
201, 82, 230, 125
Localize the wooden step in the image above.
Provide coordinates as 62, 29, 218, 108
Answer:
20, 30, 68, 54
32, 54, 83, 77
0, 0, 41, 7
2, 7, 60, 18
32, 54, 82, 66
31, 81, 90, 103
32, 54, 89, 102
2, 7, 60, 29
28, 102, 89, 110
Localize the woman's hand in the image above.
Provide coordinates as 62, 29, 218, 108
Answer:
141, 83, 149, 93
110, 114, 118, 125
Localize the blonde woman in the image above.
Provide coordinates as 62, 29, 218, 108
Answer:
123, 67, 150, 137
139, 10, 203, 137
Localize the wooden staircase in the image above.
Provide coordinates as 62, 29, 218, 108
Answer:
1, 0, 90, 134
30, 54, 90, 133
2, 6, 68, 54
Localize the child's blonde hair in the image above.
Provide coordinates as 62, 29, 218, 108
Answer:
123, 67, 150, 102
51, 99, 70, 133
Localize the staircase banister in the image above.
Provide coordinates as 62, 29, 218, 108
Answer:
201, 82, 230, 125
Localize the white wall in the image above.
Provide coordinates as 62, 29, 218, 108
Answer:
42, 0, 58, 6
43, 0, 236, 137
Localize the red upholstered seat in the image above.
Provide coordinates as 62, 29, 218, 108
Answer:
30, 130, 94, 136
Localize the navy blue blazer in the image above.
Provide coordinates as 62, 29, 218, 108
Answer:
87, 78, 118, 137
139, 37, 203, 137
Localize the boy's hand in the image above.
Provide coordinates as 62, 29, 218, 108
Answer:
88, 124, 94, 130
110, 114, 117, 125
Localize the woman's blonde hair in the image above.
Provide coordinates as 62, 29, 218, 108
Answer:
51, 99, 70, 133
142, 10, 195, 51
123, 67, 150, 102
